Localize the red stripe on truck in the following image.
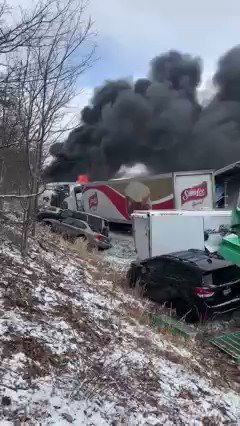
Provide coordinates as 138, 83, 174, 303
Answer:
83, 185, 129, 218
83, 185, 174, 218
153, 199, 174, 209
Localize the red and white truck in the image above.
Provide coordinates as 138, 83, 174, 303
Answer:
80, 170, 215, 223
40, 170, 215, 224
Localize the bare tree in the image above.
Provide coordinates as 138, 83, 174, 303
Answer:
0, 0, 70, 149
0, 0, 61, 54
3, 0, 95, 254
0, 0, 96, 255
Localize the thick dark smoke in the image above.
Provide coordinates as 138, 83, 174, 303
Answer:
44, 46, 240, 181
192, 45, 240, 169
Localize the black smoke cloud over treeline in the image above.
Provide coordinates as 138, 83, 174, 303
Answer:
45, 46, 240, 181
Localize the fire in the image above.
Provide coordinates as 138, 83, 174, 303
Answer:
76, 174, 89, 183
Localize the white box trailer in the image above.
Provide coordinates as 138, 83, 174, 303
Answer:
132, 210, 232, 260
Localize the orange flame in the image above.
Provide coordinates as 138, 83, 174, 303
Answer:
76, 174, 89, 183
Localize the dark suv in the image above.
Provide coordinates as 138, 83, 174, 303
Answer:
127, 249, 240, 322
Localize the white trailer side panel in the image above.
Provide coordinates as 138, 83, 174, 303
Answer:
150, 215, 205, 258
145, 209, 232, 229
132, 209, 232, 260
133, 216, 150, 260
202, 212, 231, 229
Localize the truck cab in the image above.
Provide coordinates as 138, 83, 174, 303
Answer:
39, 182, 83, 211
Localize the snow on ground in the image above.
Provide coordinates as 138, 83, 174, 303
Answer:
0, 222, 239, 424
104, 231, 136, 271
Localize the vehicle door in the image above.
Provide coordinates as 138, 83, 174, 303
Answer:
138, 257, 165, 300
87, 215, 103, 233
60, 216, 78, 236
162, 259, 200, 302
70, 218, 89, 238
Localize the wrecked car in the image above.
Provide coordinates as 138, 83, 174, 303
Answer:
128, 249, 240, 322
39, 209, 111, 250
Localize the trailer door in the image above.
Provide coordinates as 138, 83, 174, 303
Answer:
133, 215, 150, 260
174, 171, 214, 210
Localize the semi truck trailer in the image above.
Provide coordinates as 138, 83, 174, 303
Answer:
40, 170, 215, 224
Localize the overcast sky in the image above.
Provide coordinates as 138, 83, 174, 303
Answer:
82, 0, 240, 91
10, 0, 240, 129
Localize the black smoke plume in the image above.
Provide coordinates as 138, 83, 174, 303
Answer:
44, 46, 240, 181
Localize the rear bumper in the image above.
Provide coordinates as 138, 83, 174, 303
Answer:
199, 278, 240, 316
204, 297, 240, 315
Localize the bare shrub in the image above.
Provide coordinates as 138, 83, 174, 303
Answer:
124, 303, 150, 327
60, 236, 100, 261
35, 223, 62, 251
36, 224, 101, 263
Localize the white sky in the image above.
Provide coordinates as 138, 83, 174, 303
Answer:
90, 0, 240, 79
8, 0, 240, 137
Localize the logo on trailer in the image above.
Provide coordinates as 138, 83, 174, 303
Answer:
88, 192, 98, 211
181, 181, 208, 206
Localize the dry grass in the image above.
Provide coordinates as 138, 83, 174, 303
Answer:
36, 224, 101, 263
123, 304, 150, 326
35, 224, 63, 251
60, 236, 98, 260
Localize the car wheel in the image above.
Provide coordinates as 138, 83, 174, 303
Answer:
173, 299, 201, 323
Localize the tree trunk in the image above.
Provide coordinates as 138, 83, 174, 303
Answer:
31, 142, 42, 237
21, 198, 31, 256
0, 158, 4, 212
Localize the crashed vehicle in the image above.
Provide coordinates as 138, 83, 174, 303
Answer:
37, 206, 62, 221
128, 249, 240, 322
128, 209, 240, 322
39, 208, 111, 250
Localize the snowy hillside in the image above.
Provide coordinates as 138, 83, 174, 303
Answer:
0, 220, 239, 424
